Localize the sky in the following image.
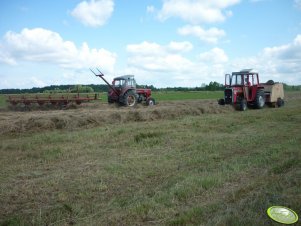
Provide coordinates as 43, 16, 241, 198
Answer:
0, 0, 301, 89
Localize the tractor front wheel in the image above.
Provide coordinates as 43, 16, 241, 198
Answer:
218, 98, 225, 105
235, 96, 247, 111
146, 98, 156, 106
255, 90, 265, 109
239, 99, 247, 111
123, 91, 137, 107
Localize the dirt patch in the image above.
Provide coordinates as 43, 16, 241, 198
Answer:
0, 100, 235, 135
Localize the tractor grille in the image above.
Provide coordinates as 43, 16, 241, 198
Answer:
224, 89, 233, 104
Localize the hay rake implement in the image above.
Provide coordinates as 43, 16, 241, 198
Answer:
7, 93, 99, 108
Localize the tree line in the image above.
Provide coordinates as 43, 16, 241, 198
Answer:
0, 82, 300, 94
0, 84, 108, 94
0, 82, 225, 94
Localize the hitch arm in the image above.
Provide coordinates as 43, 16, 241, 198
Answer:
90, 68, 119, 96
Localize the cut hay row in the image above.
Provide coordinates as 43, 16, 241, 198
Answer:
0, 100, 233, 135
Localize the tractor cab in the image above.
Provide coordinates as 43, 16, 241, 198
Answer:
228, 70, 260, 102
112, 75, 136, 89
107, 75, 137, 103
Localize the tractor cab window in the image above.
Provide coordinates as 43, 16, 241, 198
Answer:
225, 74, 231, 86
231, 74, 243, 86
250, 74, 257, 85
113, 79, 125, 87
127, 78, 136, 87
244, 74, 257, 86
244, 76, 251, 86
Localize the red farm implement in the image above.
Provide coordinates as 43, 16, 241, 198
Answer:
218, 69, 285, 111
7, 93, 99, 108
91, 68, 156, 107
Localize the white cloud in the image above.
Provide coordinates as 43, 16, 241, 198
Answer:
230, 34, 301, 84
178, 25, 225, 44
126, 41, 195, 87
126, 41, 194, 73
0, 28, 117, 72
167, 41, 193, 52
125, 41, 231, 87
157, 0, 240, 24
261, 35, 301, 76
71, 0, 114, 27
199, 48, 228, 63
0, 43, 16, 65
263, 35, 301, 60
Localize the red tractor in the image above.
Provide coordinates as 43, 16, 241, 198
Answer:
91, 69, 155, 107
218, 69, 284, 111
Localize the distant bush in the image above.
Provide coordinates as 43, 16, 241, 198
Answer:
283, 83, 301, 91
71, 85, 94, 93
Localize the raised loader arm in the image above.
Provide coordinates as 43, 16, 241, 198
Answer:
90, 68, 119, 96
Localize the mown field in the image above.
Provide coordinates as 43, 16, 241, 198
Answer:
0, 92, 300, 225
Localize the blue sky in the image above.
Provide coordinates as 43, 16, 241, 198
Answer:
1, 0, 301, 89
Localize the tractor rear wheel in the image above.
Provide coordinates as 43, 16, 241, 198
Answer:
276, 98, 284, 107
123, 91, 137, 107
255, 90, 265, 109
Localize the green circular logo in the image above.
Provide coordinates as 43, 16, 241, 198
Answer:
267, 206, 298, 224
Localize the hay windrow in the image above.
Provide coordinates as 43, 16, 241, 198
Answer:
0, 100, 233, 135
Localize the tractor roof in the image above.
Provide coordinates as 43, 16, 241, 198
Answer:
113, 75, 135, 80
240, 69, 253, 73
232, 69, 258, 74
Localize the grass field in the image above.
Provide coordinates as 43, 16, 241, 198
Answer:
0, 95, 6, 108
152, 91, 223, 101
0, 92, 300, 225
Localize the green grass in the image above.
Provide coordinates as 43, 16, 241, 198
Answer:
0, 97, 300, 225
0, 95, 6, 108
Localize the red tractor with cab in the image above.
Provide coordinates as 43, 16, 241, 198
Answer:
218, 69, 284, 111
91, 69, 155, 107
